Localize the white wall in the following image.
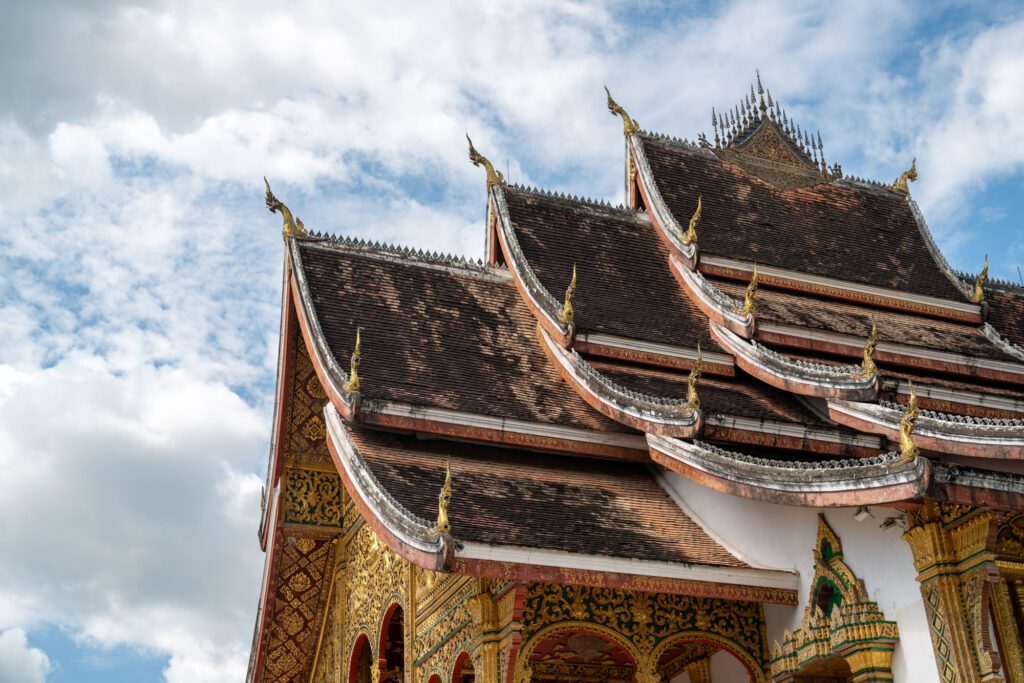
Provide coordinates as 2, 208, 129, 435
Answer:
662, 472, 939, 683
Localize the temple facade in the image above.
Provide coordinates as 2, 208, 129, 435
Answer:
246, 76, 1024, 683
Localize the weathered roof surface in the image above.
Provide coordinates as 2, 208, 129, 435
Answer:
590, 359, 824, 427
503, 186, 718, 350
295, 240, 627, 432
640, 135, 966, 301
348, 423, 748, 567
710, 278, 1013, 361
988, 289, 1024, 348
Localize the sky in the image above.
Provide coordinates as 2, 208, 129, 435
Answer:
0, 1, 1023, 681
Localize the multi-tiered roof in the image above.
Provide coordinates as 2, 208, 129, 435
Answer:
251, 75, 1024, 676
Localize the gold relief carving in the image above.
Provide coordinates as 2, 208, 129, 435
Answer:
557, 264, 576, 326
903, 501, 1004, 683
344, 524, 409, 671
286, 328, 332, 466
992, 578, 1023, 683
972, 256, 989, 304
343, 327, 362, 394
516, 582, 768, 683
283, 468, 343, 527
261, 532, 335, 683
771, 516, 899, 682
265, 177, 309, 239
305, 375, 327, 400
303, 415, 326, 441
605, 86, 640, 135
685, 344, 702, 413
996, 514, 1024, 563
434, 463, 453, 535
898, 384, 920, 464
892, 158, 917, 195
467, 135, 504, 190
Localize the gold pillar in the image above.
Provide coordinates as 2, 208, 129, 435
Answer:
686, 656, 713, 683
903, 502, 1004, 683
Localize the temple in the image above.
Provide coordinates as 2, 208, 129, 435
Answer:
246, 74, 1024, 683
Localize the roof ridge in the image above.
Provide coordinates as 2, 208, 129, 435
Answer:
835, 175, 893, 193
640, 130, 700, 150
301, 232, 498, 274
957, 269, 1024, 294
506, 183, 641, 215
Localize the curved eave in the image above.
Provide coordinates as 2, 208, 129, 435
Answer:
906, 196, 981, 307
629, 134, 698, 269
935, 463, 1024, 511
451, 544, 799, 605
983, 323, 1024, 364
491, 185, 574, 347
828, 401, 1024, 460
648, 435, 930, 507
289, 239, 361, 420
323, 402, 451, 570
537, 325, 702, 437
710, 322, 878, 401
669, 255, 755, 338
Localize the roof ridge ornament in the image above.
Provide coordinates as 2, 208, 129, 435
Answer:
264, 177, 309, 239
681, 195, 701, 246
686, 344, 702, 412
971, 255, 988, 304
434, 460, 452, 535
736, 266, 758, 317
855, 321, 878, 378
558, 264, 577, 324
892, 158, 917, 194
342, 327, 362, 394
898, 383, 920, 463
604, 86, 640, 135
466, 135, 504, 189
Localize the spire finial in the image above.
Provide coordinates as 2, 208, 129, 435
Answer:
264, 177, 309, 239
737, 266, 758, 317
756, 69, 764, 95
435, 461, 452, 535
898, 383, 920, 463
681, 195, 701, 246
971, 255, 989, 303
893, 158, 917, 194
605, 86, 640, 135
466, 135, 504, 189
342, 327, 363, 394
558, 264, 577, 324
685, 344, 702, 412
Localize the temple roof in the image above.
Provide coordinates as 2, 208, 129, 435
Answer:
638, 135, 967, 302
349, 423, 747, 567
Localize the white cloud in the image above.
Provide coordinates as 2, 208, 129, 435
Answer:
0, 628, 51, 683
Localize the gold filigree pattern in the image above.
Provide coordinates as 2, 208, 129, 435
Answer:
285, 326, 332, 467
283, 468, 343, 527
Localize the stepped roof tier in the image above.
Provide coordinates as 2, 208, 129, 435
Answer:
249, 75, 1024, 681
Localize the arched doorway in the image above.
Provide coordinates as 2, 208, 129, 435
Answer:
526, 630, 636, 682
349, 634, 373, 683
379, 603, 405, 682
656, 638, 755, 683
451, 651, 476, 683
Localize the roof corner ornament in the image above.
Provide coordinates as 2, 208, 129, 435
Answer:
558, 264, 577, 325
265, 177, 309, 239
685, 344, 702, 412
971, 255, 989, 304
466, 135, 504, 189
898, 383, 920, 464
856, 321, 878, 378
434, 461, 452, 535
737, 266, 758, 317
604, 86, 640, 135
681, 195, 701, 246
342, 327, 362, 394
892, 158, 917, 194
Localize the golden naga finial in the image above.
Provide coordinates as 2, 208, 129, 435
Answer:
342, 327, 362, 394
435, 461, 452, 535
558, 264, 577, 325
971, 255, 988, 304
737, 266, 758, 316
857, 321, 878, 377
685, 344, 702, 412
681, 195, 701, 246
604, 86, 640, 135
892, 158, 917, 194
466, 135, 504, 189
264, 177, 309, 239
898, 383, 920, 463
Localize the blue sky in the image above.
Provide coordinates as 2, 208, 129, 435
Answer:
0, 1, 1022, 681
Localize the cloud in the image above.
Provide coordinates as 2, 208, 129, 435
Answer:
0, 628, 51, 683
